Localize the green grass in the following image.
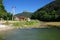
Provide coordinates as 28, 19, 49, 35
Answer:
25, 20, 38, 25
12, 20, 40, 28
13, 22, 24, 27
4, 21, 10, 25
0, 37, 5, 40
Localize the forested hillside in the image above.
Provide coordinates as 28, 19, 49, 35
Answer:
15, 11, 32, 18
31, 0, 60, 21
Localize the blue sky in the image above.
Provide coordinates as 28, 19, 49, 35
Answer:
3, 0, 54, 14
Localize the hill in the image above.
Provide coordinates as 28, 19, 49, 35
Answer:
31, 0, 60, 21
15, 12, 32, 18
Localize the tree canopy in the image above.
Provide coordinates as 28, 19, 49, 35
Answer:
0, 0, 12, 20
31, 0, 60, 21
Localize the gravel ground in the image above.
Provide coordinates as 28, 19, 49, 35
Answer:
0, 24, 13, 31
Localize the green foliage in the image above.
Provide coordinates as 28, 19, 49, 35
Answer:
31, 0, 60, 21
0, 0, 2, 4
25, 20, 38, 25
13, 22, 24, 27
0, 0, 13, 20
6, 13, 13, 20
13, 20, 39, 27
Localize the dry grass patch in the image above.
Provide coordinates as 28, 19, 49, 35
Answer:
45, 22, 60, 26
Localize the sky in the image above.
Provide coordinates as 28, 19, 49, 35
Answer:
3, 0, 54, 14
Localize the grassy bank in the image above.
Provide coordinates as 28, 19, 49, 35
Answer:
3, 20, 60, 29
4, 20, 40, 29
12, 20, 40, 28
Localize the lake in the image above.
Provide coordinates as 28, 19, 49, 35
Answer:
0, 28, 60, 40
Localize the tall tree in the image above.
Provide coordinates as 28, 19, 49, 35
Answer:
0, 0, 13, 20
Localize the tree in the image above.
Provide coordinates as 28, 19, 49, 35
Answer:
31, 0, 60, 21
0, 0, 13, 20
0, 0, 2, 4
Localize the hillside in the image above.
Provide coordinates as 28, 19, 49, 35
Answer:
31, 0, 60, 21
35, 0, 60, 13
15, 12, 32, 18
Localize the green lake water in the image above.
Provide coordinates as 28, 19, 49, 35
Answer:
0, 28, 60, 40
